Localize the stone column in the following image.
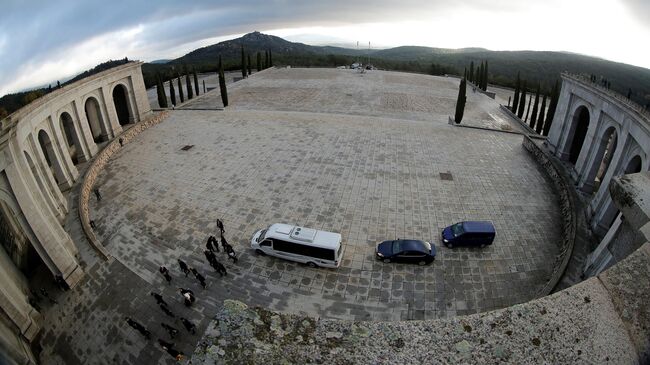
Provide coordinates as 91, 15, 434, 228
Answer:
71, 99, 98, 161
6, 141, 83, 288
27, 135, 68, 218
47, 114, 79, 184
130, 67, 153, 120
547, 80, 570, 155
101, 85, 123, 139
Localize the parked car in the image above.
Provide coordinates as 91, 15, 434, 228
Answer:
375, 239, 436, 265
441, 221, 496, 248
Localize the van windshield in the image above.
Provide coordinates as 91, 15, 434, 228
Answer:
451, 223, 464, 237
257, 229, 267, 243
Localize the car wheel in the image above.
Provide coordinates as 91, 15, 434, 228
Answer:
383, 258, 391, 263
255, 249, 266, 256
418, 260, 427, 266
307, 262, 318, 268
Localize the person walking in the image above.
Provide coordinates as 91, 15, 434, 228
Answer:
159, 303, 175, 318
204, 250, 215, 265
206, 235, 219, 252
93, 188, 102, 202
125, 317, 151, 339
177, 259, 190, 277
220, 235, 232, 253
191, 268, 207, 289
158, 339, 184, 361
180, 317, 197, 334
216, 219, 225, 236
161, 322, 180, 339
225, 245, 238, 263
159, 266, 172, 284
179, 288, 195, 306
150, 292, 168, 306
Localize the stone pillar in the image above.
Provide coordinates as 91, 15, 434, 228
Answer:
27, 135, 68, 218
47, 114, 79, 184
130, 68, 153, 120
583, 212, 621, 277
71, 99, 98, 161
101, 85, 123, 138
6, 141, 83, 288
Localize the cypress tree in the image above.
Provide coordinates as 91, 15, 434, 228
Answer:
257, 52, 262, 71
543, 80, 561, 136
517, 81, 527, 119
529, 83, 540, 130
536, 94, 547, 134
177, 74, 184, 103
241, 46, 247, 78
218, 56, 229, 107
269, 50, 273, 67
186, 72, 193, 99
483, 60, 487, 91
454, 78, 467, 123
524, 93, 533, 122
193, 69, 199, 96
169, 77, 176, 106
156, 74, 168, 108
469, 61, 475, 83
512, 72, 521, 113
248, 54, 252, 76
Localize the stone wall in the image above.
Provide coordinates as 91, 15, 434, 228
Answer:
78, 111, 169, 259
522, 136, 577, 295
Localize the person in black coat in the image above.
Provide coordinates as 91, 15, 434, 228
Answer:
180, 317, 197, 334
150, 292, 167, 306
177, 259, 190, 276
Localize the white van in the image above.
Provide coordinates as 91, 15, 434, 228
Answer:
251, 223, 343, 268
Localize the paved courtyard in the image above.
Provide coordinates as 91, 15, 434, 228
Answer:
38, 68, 562, 364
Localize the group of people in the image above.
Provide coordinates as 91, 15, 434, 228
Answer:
124, 218, 236, 361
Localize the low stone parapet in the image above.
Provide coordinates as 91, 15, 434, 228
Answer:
78, 111, 170, 260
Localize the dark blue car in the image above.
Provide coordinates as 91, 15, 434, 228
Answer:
442, 221, 496, 248
375, 239, 436, 265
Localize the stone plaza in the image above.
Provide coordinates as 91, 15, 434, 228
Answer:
29, 68, 566, 363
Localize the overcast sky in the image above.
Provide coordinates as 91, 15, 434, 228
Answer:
0, 0, 648, 96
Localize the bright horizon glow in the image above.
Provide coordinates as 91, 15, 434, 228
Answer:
0, 0, 647, 96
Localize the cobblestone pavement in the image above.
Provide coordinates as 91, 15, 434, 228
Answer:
38, 69, 562, 364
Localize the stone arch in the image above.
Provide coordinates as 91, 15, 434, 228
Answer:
37, 129, 66, 186
565, 105, 591, 164
582, 125, 618, 194
58, 112, 82, 165
112, 83, 133, 126
84, 96, 108, 143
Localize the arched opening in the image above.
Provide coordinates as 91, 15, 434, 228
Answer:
59, 112, 82, 165
112, 84, 132, 126
37, 130, 66, 186
568, 106, 590, 164
84, 97, 107, 143
624, 155, 642, 175
583, 127, 617, 193
24, 151, 59, 219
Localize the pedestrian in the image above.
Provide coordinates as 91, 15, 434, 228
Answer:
190, 267, 199, 277
158, 339, 185, 361
197, 274, 206, 289
179, 288, 195, 306
216, 218, 225, 236
118, 137, 124, 147
206, 235, 218, 252
93, 188, 102, 202
177, 259, 190, 277
159, 266, 172, 284
161, 323, 179, 339
125, 317, 151, 339
214, 259, 227, 277
89, 220, 97, 229
220, 235, 230, 252
204, 250, 215, 264
159, 303, 175, 318
180, 317, 197, 334
227, 249, 238, 264
150, 292, 168, 306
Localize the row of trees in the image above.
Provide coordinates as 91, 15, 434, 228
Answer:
510, 72, 561, 136
156, 68, 202, 108
240, 46, 274, 79
465, 60, 488, 91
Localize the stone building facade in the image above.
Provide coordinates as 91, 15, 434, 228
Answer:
546, 73, 650, 276
0, 62, 151, 364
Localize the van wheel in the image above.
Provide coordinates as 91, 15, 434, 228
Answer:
255, 249, 266, 256
383, 258, 391, 263
418, 260, 427, 266
307, 262, 318, 268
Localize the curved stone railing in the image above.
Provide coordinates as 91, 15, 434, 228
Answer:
522, 136, 577, 296
78, 111, 170, 260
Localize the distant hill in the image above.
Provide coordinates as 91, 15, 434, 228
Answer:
142, 32, 650, 106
